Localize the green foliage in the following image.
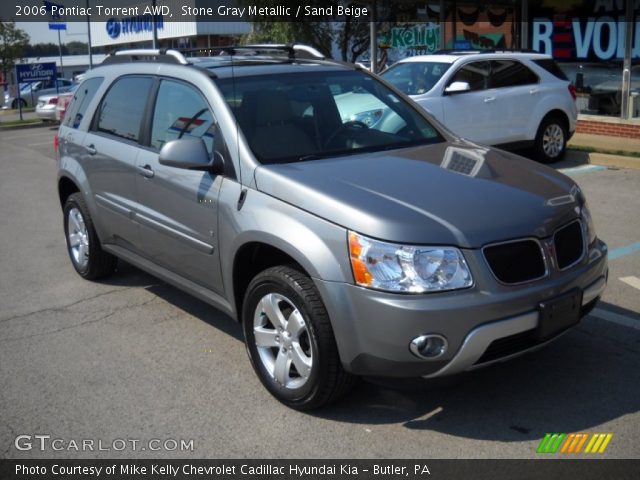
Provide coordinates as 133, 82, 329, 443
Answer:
238, 1, 372, 62
0, 20, 30, 78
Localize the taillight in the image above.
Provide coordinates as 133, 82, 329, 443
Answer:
48, 97, 58, 105
568, 84, 577, 101
54, 134, 59, 151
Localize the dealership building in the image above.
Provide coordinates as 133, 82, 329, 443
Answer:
371, 0, 639, 135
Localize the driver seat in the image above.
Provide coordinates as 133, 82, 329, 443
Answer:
250, 90, 317, 161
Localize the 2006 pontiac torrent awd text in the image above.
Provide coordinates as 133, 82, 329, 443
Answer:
56, 47, 608, 410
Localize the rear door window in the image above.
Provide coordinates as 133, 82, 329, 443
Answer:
94, 76, 153, 143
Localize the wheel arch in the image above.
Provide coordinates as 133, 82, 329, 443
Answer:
540, 109, 570, 132
58, 175, 80, 208
231, 240, 314, 323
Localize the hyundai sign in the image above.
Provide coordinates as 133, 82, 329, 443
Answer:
16, 62, 57, 83
106, 15, 164, 39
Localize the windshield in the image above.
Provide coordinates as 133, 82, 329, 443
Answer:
381, 62, 452, 95
215, 70, 443, 164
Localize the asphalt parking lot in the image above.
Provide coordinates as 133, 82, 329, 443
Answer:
1, 126, 639, 459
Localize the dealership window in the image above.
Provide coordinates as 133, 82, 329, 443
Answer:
528, 0, 639, 120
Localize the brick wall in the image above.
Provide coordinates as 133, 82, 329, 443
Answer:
576, 120, 640, 139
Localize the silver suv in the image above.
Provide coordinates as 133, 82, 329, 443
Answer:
380, 51, 578, 163
56, 48, 608, 409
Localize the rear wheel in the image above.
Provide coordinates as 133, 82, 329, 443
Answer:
63, 193, 117, 280
534, 115, 567, 163
242, 266, 354, 410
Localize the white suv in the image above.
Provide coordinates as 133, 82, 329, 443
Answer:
380, 51, 578, 163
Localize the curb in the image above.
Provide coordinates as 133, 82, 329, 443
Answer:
0, 122, 50, 131
566, 149, 640, 171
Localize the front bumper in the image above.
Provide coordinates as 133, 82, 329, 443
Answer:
314, 239, 608, 378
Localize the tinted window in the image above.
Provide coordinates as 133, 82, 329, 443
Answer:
64, 77, 103, 129
380, 62, 452, 95
533, 59, 569, 80
490, 60, 538, 88
215, 70, 442, 164
150, 80, 214, 152
448, 61, 491, 92
96, 77, 152, 142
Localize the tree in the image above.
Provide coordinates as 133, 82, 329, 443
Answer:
0, 20, 30, 84
238, 0, 372, 63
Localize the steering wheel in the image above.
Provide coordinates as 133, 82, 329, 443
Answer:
323, 120, 369, 148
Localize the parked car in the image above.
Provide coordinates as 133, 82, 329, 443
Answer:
5, 78, 74, 109
56, 90, 75, 122
56, 48, 607, 410
36, 84, 78, 121
380, 51, 578, 163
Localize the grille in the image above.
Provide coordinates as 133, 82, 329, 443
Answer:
475, 329, 539, 365
483, 240, 546, 284
554, 220, 584, 269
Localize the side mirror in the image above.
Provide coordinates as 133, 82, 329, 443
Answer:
159, 137, 223, 173
444, 81, 471, 94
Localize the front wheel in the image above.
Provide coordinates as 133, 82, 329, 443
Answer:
242, 266, 354, 410
534, 115, 568, 163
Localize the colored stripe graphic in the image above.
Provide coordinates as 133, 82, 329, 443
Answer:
537, 433, 566, 453
537, 433, 613, 454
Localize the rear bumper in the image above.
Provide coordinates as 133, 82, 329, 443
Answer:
314, 239, 608, 378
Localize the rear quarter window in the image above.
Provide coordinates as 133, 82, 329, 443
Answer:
63, 77, 103, 129
533, 59, 569, 81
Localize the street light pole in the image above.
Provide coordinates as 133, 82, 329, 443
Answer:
86, 0, 93, 68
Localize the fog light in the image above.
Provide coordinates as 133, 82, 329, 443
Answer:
410, 335, 448, 359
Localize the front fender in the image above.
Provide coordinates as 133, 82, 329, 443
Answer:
217, 180, 353, 315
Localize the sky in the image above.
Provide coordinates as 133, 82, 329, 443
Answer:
17, 22, 93, 45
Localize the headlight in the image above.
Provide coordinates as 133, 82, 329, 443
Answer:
348, 231, 473, 293
349, 109, 384, 128
580, 202, 597, 245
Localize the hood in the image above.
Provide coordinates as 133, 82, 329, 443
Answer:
254, 141, 581, 248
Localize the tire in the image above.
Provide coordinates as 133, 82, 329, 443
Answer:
242, 265, 355, 410
63, 192, 117, 280
12, 98, 27, 109
534, 115, 568, 163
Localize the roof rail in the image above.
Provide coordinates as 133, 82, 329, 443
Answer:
179, 43, 326, 61
432, 48, 542, 56
102, 49, 189, 65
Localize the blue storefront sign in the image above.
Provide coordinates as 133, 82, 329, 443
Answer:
16, 62, 57, 83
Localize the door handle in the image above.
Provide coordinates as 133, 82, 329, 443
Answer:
138, 165, 155, 178
483, 96, 496, 103
85, 144, 96, 155
530, 88, 540, 95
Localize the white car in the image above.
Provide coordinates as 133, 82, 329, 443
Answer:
380, 52, 578, 163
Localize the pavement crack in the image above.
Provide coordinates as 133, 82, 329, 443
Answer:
0, 286, 151, 324
0, 296, 159, 344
